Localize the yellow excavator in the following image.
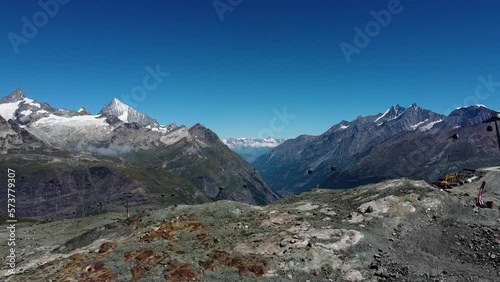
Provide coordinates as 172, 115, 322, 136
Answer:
433, 173, 464, 189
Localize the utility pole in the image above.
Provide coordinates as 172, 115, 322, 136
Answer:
483, 113, 500, 152
124, 192, 132, 218
127, 200, 130, 218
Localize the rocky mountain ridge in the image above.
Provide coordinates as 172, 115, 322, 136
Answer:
254, 103, 500, 195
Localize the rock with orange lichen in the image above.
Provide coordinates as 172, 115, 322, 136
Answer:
199, 250, 268, 278
140, 217, 211, 249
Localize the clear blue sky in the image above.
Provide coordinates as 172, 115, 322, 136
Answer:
1, 0, 500, 138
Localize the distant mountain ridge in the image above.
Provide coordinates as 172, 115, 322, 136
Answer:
222, 137, 286, 163
254, 103, 500, 195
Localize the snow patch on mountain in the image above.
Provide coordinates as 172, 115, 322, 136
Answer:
455, 104, 486, 110
0, 101, 22, 120
20, 109, 33, 116
149, 123, 177, 134
374, 109, 390, 123
32, 114, 108, 127
375, 105, 407, 126
0, 96, 39, 120
118, 111, 129, 123
27, 114, 112, 148
160, 127, 191, 146
410, 119, 428, 130
420, 119, 443, 131
387, 112, 405, 122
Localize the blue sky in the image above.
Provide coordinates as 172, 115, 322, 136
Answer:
1, 0, 500, 138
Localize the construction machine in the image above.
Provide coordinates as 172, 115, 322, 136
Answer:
433, 173, 464, 189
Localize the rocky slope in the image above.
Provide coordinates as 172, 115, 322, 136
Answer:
0, 89, 279, 220
0, 115, 46, 153
254, 104, 500, 195
1, 171, 499, 281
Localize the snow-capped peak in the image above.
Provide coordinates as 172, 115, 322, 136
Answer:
109, 98, 131, 113
111, 97, 129, 107
98, 98, 159, 128
410, 119, 428, 130
0, 88, 25, 103
77, 107, 91, 115
455, 104, 487, 110
375, 104, 406, 124
420, 119, 443, 131
0, 100, 22, 121
0, 89, 38, 121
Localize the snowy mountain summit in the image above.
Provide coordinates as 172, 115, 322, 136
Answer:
0, 87, 25, 103
0, 89, 178, 152
98, 98, 159, 128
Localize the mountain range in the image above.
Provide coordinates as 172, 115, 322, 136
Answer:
253, 103, 500, 195
0, 88, 279, 220
222, 137, 286, 163
3, 87, 500, 219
